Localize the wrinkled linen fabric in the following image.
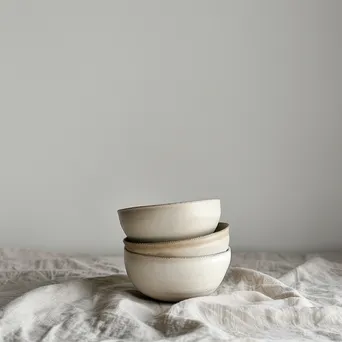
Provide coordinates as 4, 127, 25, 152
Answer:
0, 249, 341, 341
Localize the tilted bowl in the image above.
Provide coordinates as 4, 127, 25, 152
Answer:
118, 199, 221, 242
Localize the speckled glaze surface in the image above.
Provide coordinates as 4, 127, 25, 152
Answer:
118, 199, 221, 242
124, 247, 231, 302
124, 222, 230, 257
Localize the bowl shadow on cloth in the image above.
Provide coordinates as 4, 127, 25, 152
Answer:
87, 275, 211, 337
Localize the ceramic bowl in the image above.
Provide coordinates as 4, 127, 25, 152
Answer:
123, 222, 229, 257
118, 199, 221, 242
124, 247, 231, 302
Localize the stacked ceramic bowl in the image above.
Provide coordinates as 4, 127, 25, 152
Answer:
117, 199, 231, 302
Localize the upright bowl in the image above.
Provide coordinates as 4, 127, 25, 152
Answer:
118, 199, 221, 242
124, 222, 230, 257
124, 247, 231, 302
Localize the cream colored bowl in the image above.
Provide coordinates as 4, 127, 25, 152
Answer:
124, 247, 231, 302
123, 222, 229, 257
118, 199, 221, 242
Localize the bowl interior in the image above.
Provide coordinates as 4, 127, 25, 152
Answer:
123, 222, 229, 246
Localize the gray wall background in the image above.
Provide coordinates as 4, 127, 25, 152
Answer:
0, 1, 341, 254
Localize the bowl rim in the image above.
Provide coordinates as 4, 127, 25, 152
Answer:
124, 246, 231, 260
123, 222, 229, 247
117, 198, 220, 213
